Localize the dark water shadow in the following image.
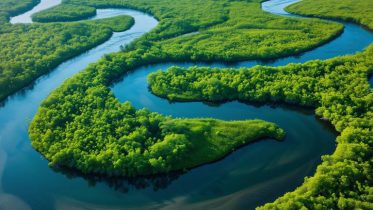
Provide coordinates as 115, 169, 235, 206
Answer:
53, 166, 184, 193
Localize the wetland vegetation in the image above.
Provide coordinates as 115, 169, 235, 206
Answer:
32, 4, 97, 22
29, 0, 341, 179
0, 1, 133, 101
0, 0, 372, 209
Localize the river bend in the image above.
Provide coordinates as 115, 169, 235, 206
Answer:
0, 0, 372, 209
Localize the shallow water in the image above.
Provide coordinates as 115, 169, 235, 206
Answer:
0, 0, 372, 209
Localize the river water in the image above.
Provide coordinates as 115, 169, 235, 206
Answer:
1, 0, 372, 209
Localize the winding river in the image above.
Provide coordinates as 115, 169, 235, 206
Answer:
0, 0, 372, 209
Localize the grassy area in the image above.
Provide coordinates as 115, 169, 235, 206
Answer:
159, 119, 285, 170
157, 1, 342, 61
286, 0, 373, 30
87, 15, 135, 32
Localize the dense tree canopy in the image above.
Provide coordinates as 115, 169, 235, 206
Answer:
0, 0, 342, 101
0, 0, 39, 23
148, 44, 373, 209
148, 9, 373, 207
287, 0, 373, 30
64, 0, 230, 39
62, 0, 343, 61
0, 6, 134, 101
29, 43, 285, 177
156, 1, 342, 61
32, 4, 97, 22
31, 97, 284, 176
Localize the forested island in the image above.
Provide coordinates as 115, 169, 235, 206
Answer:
0, 0, 372, 209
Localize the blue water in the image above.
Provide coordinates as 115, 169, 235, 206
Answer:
0, 0, 371, 209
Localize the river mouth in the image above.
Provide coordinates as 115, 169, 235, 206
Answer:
0, 0, 372, 209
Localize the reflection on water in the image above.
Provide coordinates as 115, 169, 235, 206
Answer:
0, 147, 31, 210
55, 167, 183, 193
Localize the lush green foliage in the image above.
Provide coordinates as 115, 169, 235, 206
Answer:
287, 0, 373, 30
64, 0, 342, 61
32, 4, 97, 22
30, 99, 284, 176
0, 13, 133, 101
148, 0, 373, 200
155, 1, 342, 61
25, 0, 373, 208
0, 0, 39, 23
1, 0, 342, 101
64, 0, 230, 39
28, 0, 346, 178
148, 45, 373, 209
87, 15, 135, 33
29, 46, 285, 177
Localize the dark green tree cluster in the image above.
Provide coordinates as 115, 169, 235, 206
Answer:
0, 5, 134, 101
148, 45, 373, 209
64, 0, 342, 57
0, 0, 39, 23
148, 63, 323, 105
64, 0, 230, 39
32, 4, 97, 22
87, 15, 135, 33
156, 1, 342, 61
287, 0, 373, 30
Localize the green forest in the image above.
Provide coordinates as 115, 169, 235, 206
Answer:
0, 0, 371, 209
28, 0, 343, 179
156, 2, 342, 61
0, 2, 134, 101
32, 4, 97, 22
149, 46, 373, 208
30, 103, 284, 176
147, 0, 373, 208
287, 0, 373, 30
0, 0, 343, 101
0, 0, 39, 23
